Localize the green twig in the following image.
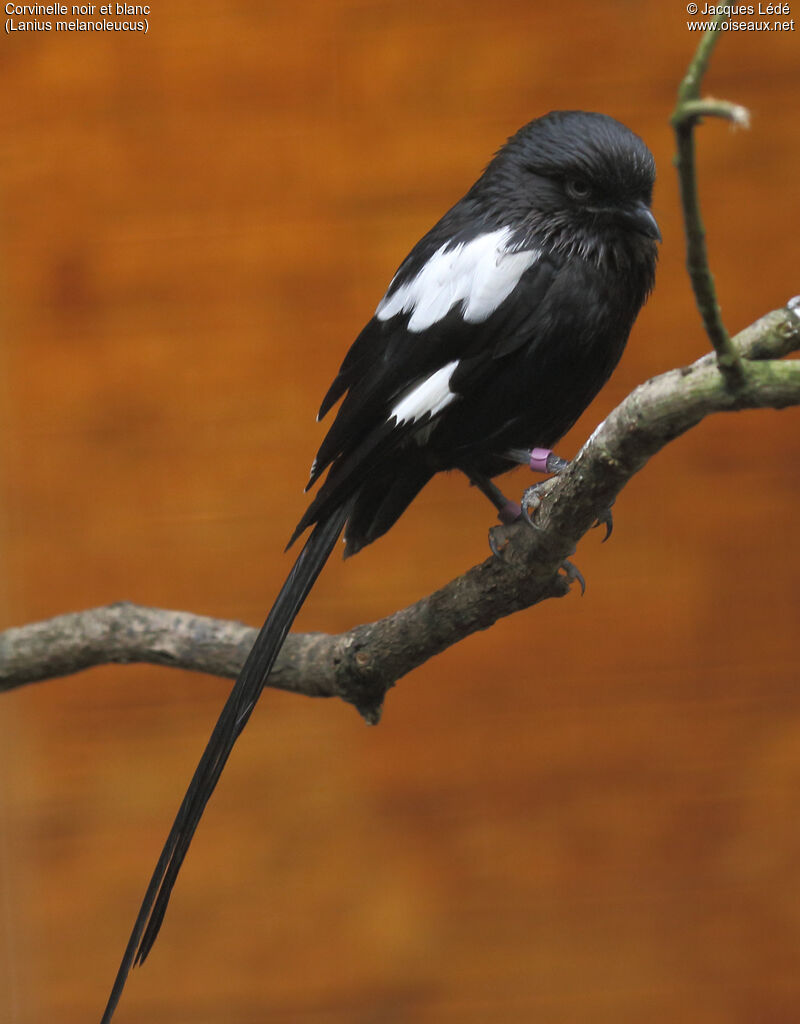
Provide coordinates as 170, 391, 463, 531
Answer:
671, 11, 749, 385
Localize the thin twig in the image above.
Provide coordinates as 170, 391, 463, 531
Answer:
677, 98, 750, 127
671, 10, 748, 385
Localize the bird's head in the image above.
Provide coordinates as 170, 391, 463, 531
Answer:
479, 110, 660, 270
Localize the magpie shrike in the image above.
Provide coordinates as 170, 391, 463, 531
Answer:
101, 110, 659, 1022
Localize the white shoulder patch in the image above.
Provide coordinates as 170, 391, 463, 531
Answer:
376, 227, 539, 334
390, 360, 460, 426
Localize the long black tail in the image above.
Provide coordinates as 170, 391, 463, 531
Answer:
100, 502, 352, 1024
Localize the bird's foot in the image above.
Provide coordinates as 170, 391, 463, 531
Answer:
502, 447, 569, 529
489, 484, 586, 594
469, 450, 569, 530
519, 450, 615, 542
519, 472, 586, 593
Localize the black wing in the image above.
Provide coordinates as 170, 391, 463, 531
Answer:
290, 248, 563, 553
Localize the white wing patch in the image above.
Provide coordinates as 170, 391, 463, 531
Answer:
376, 227, 539, 333
390, 360, 460, 425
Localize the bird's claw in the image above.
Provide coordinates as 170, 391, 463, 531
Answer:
488, 528, 505, 558
520, 481, 547, 529
560, 559, 586, 595
592, 505, 614, 542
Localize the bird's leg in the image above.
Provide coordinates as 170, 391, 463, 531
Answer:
508, 447, 570, 527
507, 446, 570, 477
465, 448, 570, 527
466, 470, 522, 525
510, 447, 613, 541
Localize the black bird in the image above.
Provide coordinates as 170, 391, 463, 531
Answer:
101, 110, 659, 1022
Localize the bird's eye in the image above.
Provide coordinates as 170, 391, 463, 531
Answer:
565, 178, 591, 201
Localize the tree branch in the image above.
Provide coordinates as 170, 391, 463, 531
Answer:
3, 29, 796, 724
2, 301, 798, 722
671, 10, 750, 385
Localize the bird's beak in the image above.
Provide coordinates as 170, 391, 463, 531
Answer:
623, 201, 661, 242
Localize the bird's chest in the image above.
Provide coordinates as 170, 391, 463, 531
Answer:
446, 260, 644, 457
520, 260, 640, 399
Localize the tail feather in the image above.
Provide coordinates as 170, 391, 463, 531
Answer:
343, 461, 434, 557
100, 502, 352, 1024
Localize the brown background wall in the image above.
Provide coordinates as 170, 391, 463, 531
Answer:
0, 3, 798, 1022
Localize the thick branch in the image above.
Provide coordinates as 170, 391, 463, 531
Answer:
2, 301, 798, 722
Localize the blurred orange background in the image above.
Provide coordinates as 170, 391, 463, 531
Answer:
1, 3, 799, 1022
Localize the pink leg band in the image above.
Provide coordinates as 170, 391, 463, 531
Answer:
529, 447, 553, 474
498, 500, 522, 524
